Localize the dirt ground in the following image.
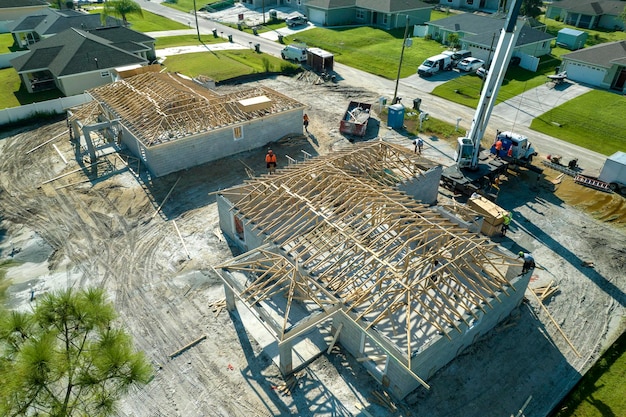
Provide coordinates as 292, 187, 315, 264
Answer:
1, 74, 625, 417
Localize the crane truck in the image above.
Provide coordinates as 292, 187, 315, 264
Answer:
440, 0, 540, 196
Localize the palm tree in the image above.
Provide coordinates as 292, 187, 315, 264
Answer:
102, 0, 144, 27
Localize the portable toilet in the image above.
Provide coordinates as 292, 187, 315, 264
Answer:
556, 28, 588, 50
387, 104, 405, 129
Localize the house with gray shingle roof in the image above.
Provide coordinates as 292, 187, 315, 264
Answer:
8, 7, 122, 48
425, 13, 555, 67
560, 40, 626, 92
546, 0, 625, 31
10, 26, 153, 96
0, 0, 48, 33
247, 0, 433, 29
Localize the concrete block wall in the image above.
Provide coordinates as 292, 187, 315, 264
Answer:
217, 194, 268, 253
331, 267, 531, 400
138, 109, 303, 177
398, 166, 442, 205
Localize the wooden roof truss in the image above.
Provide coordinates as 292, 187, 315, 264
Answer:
218, 141, 518, 365
86, 72, 303, 147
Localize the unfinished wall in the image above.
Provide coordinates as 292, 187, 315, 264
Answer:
128, 109, 302, 177
398, 166, 442, 205
331, 266, 530, 399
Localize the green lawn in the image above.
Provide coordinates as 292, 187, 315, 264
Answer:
154, 34, 228, 49
0, 68, 64, 110
87, 8, 187, 32
284, 27, 446, 79
553, 330, 626, 417
0, 33, 14, 53
542, 15, 626, 47
162, 0, 221, 13
162, 49, 298, 81
530, 90, 626, 156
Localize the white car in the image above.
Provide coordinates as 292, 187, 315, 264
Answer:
476, 67, 488, 78
457, 57, 484, 72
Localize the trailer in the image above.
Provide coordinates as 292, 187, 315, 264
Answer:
339, 101, 371, 137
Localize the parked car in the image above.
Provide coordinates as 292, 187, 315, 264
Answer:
476, 67, 488, 78
281, 44, 307, 62
457, 57, 484, 72
286, 14, 308, 28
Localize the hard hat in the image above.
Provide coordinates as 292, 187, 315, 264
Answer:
518, 251, 524, 257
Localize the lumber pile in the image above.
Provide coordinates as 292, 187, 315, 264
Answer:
272, 371, 303, 396
532, 280, 559, 302
208, 299, 226, 317
369, 390, 398, 412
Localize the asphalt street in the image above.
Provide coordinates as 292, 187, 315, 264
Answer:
139, 0, 606, 174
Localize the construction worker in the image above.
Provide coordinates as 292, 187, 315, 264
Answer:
303, 113, 309, 133
494, 139, 503, 157
265, 149, 277, 175
501, 212, 512, 236
518, 251, 535, 274
413, 137, 424, 154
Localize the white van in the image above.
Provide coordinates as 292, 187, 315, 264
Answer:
417, 54, 452, 77
281, 44, 307, 62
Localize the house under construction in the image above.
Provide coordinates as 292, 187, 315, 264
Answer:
67, 71, 305, 177
214, 141, 529, 399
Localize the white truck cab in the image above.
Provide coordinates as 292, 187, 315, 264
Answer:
493, 131, 536, 161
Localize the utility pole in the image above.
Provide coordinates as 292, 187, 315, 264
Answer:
392, 16, 410, 105
192, 0, 200, 41
263, 0, 266, 25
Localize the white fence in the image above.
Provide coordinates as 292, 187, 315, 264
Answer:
0, 51, 28, 69
0, 93, 92, 126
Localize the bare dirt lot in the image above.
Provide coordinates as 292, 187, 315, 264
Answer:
1, 74, 625, 417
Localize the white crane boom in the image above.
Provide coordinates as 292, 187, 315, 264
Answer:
456, 0, 524, 169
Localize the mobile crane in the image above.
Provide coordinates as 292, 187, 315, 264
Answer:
441, 0, 537, 195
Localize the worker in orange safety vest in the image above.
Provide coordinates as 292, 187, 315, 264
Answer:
265, 149, 277, 174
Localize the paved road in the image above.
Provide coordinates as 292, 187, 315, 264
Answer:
138, 0, 606, 174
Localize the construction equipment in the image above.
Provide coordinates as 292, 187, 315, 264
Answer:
542, 154, 580, 177
441, 0, 534, 196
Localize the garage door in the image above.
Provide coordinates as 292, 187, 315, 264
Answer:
564, 62, 606, 86
308, 9, 325, 25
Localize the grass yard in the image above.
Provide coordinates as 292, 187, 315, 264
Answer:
162, 49, 297, 81
0, 33, 14, 53
285, 27, 446, 79
553, 331, 626, 417
154, 34, 228, 49
542, 15, 626, 47
530, 90, 626, 156
86, 8, 187, 32
432, 54, 562, 108
163, 0, 221, 13
0, 68, 64, 110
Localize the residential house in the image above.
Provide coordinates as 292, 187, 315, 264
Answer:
241, 0, 433, 29
11, 26, 154, 96
8, 7, 122, 48
437, 0, 511, 14
68, 71, 306, 177
425, 13, 555, 68
0, 0, 48, 33
560, 40, 626, 92
546, 0, 625, 31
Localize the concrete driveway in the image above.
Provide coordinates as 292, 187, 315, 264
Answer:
401, 69, 466, 93
492, 80, 592, 128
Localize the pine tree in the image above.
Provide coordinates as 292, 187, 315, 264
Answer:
0, 288, 152, 417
